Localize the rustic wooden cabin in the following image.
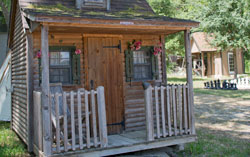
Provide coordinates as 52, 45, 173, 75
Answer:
8, 0, 199, 156
191, 32, 244, 78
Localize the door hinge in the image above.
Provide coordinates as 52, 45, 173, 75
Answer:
103, 40, 122, 53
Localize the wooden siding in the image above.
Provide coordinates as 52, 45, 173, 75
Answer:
32, 33, 163, 132
122, 35, 163, 131
11, 4, 28, 144
32, 33, 85, 91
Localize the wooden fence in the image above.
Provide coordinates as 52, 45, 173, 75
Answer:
33, 86, 108, 155
228, 77, 250, 89
144, 84, 195, 141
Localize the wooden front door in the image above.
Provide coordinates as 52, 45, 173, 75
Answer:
86, 37, 124, 135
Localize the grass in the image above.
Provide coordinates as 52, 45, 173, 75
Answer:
0, 122, 28, 156
179, 128, 250, 157
194, 88, 250, 100
167, 76, 212, 88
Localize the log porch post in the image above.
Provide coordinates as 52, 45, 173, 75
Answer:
143, 82, 154, 141
184, 30, 196, 135
41, 25, 52, 155
161, 35, 167, 84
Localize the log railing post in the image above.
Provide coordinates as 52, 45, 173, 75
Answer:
143, 82, 154, 141
41, 25, 52, 155
184, 30, 196, 135
97, 86, 108, 147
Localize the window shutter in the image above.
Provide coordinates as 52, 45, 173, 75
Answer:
125, 50, 134, 82
72, 54, 81, 84
151, 54, 159, 80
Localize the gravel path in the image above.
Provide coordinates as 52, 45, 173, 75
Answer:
194, 93, 250, 140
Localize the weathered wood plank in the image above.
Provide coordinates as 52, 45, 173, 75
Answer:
160, 86, 166, 137
183, 85, 188, 134
41, 25, 52, 156
144, 85, 154, 141
70, 91, 76, 150
154, 86, 160, 138
97, 86, 108, 147
178, 85, 183, 135
166, 86, 172, 136
172, 86, 177, 136
63, 92, 68, 152
91, 89, 98, 147
184, 30, 195, 135
55, 93, 60, 152
85, 91, 91, 148
77, 90, 83, 149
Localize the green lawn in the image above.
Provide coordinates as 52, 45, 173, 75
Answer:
179, 128, 250, 157
194, 88, 250, 100
0, 122, 28, 156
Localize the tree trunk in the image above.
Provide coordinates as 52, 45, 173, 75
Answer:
0, 1, 10, 26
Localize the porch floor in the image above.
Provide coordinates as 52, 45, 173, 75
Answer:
52, 130, 197, 157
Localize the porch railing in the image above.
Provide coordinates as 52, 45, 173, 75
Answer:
144, 83, 195, 141
33, 86, 108, 155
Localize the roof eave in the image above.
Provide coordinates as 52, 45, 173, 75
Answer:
22, 12, 200, 31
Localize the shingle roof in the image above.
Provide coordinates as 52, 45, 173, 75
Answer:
19, 0, 199, 26
192, 32, 217, 52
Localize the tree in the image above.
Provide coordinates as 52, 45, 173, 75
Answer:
200, 0, 249, 78
200, 0, 250, 51
0, 0, 11, 26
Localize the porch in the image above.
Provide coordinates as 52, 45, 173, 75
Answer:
32, 83, 196, 156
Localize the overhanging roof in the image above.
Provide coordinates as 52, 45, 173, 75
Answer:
19, 0, 199, 32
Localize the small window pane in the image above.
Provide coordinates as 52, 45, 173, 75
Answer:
228, 53, 235, 73
50, 51, 70, 66
60, 69, 70, 83
133, 50, 151, 81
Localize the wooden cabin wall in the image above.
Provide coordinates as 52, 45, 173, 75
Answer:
122, 35, 163, 131
11, 4, 28, 144
32, 32, 85, 91
32, 33, 163, 132
222, 51, 229, 76
236, 50, 244, 74
214, 52, 222, 76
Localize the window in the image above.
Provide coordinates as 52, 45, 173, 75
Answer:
50, 51, 71, 84
228, 52, 235, 74
133, 50, 152, 80
125, 47, 159, 82
43, 46, 81, 85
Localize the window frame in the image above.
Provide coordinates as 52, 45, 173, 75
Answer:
228, 52, 235, 74
49, 46, 75, 85
132, 46, 153, 81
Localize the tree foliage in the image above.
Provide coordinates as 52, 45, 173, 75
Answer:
200, 0, 250, 51
0, 0, 11, 25
148, 0, 250, 54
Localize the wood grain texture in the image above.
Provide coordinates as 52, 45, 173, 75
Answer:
41, 25, 52, 156
11, 3, 28, 146
184, 30, 195, 135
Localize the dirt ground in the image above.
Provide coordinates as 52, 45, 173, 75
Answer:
194, 93, 250, 140
121, 92, 250, 156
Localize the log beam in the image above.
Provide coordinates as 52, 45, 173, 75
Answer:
41, 25, 52, 155
184, 30, 195, 135
161, 35, 167, 84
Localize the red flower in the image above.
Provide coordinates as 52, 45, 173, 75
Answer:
136, 45, 141, 51
36, 50, 41, 58
75, 49, 81, 55
154, 51, 158, 56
